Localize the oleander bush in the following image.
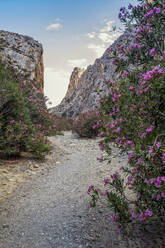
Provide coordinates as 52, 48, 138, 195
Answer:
52, 115, 74, 132
0, 60, 56, 159
73, 111, 101, 138
88, 0, 165, 233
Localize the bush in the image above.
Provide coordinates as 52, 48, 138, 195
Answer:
0, 60, 55, 158
73, 111, 101, 138
88, 0, 165, 233
52, 115, 74, 132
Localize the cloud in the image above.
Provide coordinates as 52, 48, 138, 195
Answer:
67, 58, 88, 68
98, 31, 121, 44
87, 43, 106, 57
85, 19, 121, 56
86, 31, 96, 39
46, 23, 63, 31
100, 20, 115, 32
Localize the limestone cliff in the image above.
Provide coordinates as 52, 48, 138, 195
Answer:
65, 67, 85, 98
52, 28, 135, 117
0, 30, 44, 91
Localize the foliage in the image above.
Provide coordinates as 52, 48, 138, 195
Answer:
0, 60, 55, 159
73, 111, 101, 138
88, 0, 165, 233
52, 115, 74, 132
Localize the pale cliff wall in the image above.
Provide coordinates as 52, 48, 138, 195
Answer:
0, 30, 44, 91
52, 28, 135, 117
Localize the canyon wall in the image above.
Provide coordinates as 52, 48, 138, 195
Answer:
0, 30, 44, 91
52, 28, 134, 117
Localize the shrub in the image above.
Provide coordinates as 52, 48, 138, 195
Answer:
88, 0, 165, 233
0, 60, 55, 158
52, 115, 74, 132
73, 111, 101, 138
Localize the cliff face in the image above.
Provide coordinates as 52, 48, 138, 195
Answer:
52, 29, 134, 117
0, 30, 44, 91
65, 67, 85, 98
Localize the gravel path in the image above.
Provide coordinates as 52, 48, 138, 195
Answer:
0, 131, 164, 248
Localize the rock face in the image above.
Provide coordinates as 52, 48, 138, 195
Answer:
52, 29, 135, 117
65, 67, 85, 98
0, 30, 44, 91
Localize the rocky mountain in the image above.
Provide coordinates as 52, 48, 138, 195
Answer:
0, 30, 44, 91
52, 28, 135, 118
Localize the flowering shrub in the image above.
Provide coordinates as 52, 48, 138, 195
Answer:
0, 60, 55, 158
52, 115, 74, 132
88, 0, 165, 233
73, 111, 101, 138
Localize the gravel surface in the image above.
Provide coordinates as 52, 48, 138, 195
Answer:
0, 131, 164, 248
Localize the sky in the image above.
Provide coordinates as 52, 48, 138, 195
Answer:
0, 0, 138, 107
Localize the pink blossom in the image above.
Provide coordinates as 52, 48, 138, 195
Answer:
87, 185, 94, 194
116, 127, 121, 133
129, 85, 135, 90
150, 178, 155, 184
97, 157, 103, 163
156, 142, 161, 148
104, 190, 108, 196
121, 72, 128, 78
149, 146, 154, 155
161, 192, 165, 198
131, 211, 136, 218
149, 48, 155, 55
104, 178, 109, 185
141, 132, 146, 138
146, 125, 154, 132
145, 209, 152, 217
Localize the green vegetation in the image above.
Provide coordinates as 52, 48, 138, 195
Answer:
0, 60, 56, 159
87, 0, 165, 234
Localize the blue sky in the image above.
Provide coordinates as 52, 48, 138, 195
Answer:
0, 0, 138, 106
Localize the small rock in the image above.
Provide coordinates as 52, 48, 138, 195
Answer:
32, 164, 39, 169
2, 224, 9, 228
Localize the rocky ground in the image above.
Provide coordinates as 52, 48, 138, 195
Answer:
0, 131, 164, 248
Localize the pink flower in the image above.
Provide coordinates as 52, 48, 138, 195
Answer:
149, 48, 155, 55
131, 211, 136, 218
100, 144, 105, 151
161, 176, 165, 182
139, 212, 144, 222
137, 158, 142, 164
150, 178, 155, 184
104, 190, 108, 196
152, 194, 155, 199
155, 7, 160, 14
161, 192, 165, 198
155, 182, 161, 188
156, 142, 161, 148
129, 85, 135, 90
146, 125, 154, 132
116, 127, 121, 133
104, 178, 109, 185
145, 209, 152, 217
121, 72, 128, 78
87, 185, 94, 194
149, 146, 154, 155
97, 157, 103, 163
98, 131, 104, 137
141, 132, 146, 138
